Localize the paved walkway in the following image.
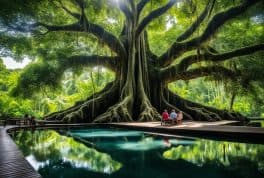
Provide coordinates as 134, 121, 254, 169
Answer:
0, 126, 41, 178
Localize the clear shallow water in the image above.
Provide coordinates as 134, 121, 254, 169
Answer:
12, 127, 264, 178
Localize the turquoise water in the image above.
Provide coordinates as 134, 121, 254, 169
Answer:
12, 127, 264, 178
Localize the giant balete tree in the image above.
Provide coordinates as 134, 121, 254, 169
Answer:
1, 0, 263, 122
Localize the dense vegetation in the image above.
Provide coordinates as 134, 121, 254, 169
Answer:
0, 0, 263, 122
0, 59, 115, 118
1, 59, 263, 119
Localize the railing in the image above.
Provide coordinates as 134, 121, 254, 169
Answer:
249, 117, 264, 121
1, 118, 65, 127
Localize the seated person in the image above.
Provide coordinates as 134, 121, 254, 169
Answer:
161, 109, 170, 125
169, 109, 177, 124
177, 111, 183, 125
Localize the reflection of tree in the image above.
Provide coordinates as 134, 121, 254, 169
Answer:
13, 130, 122, 174
163, 139, 264, 174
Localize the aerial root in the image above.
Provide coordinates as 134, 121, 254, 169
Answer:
45, 82, 119, 122
164, 89, 248, 121
93, 96, 133, 123
187, 106, 222, 121
138, 97, 161, 122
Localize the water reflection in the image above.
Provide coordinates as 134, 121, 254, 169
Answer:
67, 128, 195, 151
12, 128, 264, 178
69, 128, 143, 138
13, 130, 122, 174
163, 139, 264, 173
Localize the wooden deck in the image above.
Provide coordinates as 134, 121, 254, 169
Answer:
6, 120, 263, 143
0, 127, 41, 178
108, 120, 264, 143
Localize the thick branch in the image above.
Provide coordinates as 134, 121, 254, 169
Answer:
176, 0, 214, 42
35, 22, 81, 32
35, 22, 126, 57
161, 65, 237, 83
177, 43, 264, 71
159, 0, 261, 67
136, 0, 176, 37
64, 55, 119, 71
137, 0, 150, 16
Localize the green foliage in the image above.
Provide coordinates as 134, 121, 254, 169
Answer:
13, 130, 122, 173
163, 138, 264, 174
0, 62, 115, 118
169, 78, 264, 117
11, 61, 63, 97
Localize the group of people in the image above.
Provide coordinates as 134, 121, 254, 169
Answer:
162, 109, 183, 125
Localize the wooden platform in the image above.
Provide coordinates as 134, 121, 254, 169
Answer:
0, 127, 41, 178
7, 120, 263, 143
107, 120, 264, 143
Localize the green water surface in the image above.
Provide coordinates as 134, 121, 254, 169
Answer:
12, 128, 264, 178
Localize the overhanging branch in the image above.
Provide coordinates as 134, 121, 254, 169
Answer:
34, 22, 81, 32
161, 65, 237, 83
34, 21, 126, 57
176, 0, 215, 42
137, 0, 150, 16
177, 43, 264, 71
136, 0, 176, 37
158, 0, 261, 67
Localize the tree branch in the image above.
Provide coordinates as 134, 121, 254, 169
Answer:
136, 0, 176, 37
161, 65, 237, 83
137, 0, 150, 16
177, 43, 264, 71
34, 22, 81, 32
158, 0, 261, 67
34, 21, 126, 57
64, 55, 119, 71
176, 0, 215, 42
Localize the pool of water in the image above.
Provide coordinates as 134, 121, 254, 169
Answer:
11, 127, 264, 178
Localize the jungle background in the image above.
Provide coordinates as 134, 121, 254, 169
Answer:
1, 57, 263, 119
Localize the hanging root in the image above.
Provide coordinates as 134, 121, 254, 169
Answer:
44, 82, 119, 123
164, 89, 248, 121
93, 96, 133, 123
185, 106, 221, 121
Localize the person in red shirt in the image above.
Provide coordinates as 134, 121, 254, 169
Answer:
162, 109, 169, 121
